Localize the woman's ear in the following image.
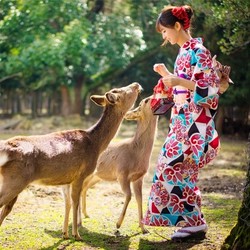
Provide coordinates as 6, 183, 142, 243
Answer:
174, 22, 182, 31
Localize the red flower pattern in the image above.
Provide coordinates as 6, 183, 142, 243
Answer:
182, 186, 196, 205
189, 101, 202, 113
186, 213, 205, 226
196, 79, 209, 89
173, 118, 183, 131
183, 38, 203, 50
196, 193, 202, 208
205, 148, 217, 164
163, 167, 183, 184
176, 54, 191, 71
151, 181, 170, 206
198, 154, 206, 169
159, 189, 170, 206
189, 172, 198, 184
176, 57, 186, 71
183, 107, 193, 126
190, 133, 205, 157
197, 50, 212, 68
165, 138, 180, 158
181, 158, 198, 183
206, 96, 219, 109
206, 125, 214, 140
152, 181, 164, 196
151, 216, 171, 226
169, 194, 185, 214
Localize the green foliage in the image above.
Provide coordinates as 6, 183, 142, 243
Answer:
210, 0, 250, 54
87, 13, 145, 83
0, 0, 249, 117
0, 0, 145, 92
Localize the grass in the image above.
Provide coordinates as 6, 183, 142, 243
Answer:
1, 193, 241, 250
0, 117, 248, 250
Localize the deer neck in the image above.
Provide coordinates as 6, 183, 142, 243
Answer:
87, 106, 125, 153
134, 116, 158, 147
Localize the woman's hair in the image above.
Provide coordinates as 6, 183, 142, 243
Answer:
156, 5, 194, 32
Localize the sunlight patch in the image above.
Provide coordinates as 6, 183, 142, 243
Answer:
0, 152, 8, 167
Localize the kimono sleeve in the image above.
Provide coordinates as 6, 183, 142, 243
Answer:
192, 47, 220, 110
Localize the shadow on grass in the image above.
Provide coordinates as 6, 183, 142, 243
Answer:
138, 237, 207, 250
42, 226, 136, 250
41, 225, 207, 250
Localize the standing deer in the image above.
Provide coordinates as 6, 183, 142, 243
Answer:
63, 96, 158, 234
0, 82, 141, 240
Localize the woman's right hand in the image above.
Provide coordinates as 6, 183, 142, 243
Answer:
153, 63, 171, 77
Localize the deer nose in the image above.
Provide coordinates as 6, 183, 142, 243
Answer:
131, 82, 143, 93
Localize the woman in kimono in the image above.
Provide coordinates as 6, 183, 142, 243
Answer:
143, 5, 220, 240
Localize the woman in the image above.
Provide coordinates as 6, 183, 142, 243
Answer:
143, 5, 220, 240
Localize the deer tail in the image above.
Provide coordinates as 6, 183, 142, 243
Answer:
0, 151, 9, 167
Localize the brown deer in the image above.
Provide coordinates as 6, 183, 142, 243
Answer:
0, 82, 142, 240
63, 96, 158, 234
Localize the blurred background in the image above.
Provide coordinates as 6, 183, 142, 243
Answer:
0, 0, 249, 138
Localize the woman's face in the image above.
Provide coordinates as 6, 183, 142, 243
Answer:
159, 24, 178, 45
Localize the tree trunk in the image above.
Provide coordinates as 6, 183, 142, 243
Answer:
73, 75, 84, 115
31, 91, 38, 118
215, 106, 224, 136
222, 134, 250, 250
60, 85, 71, 117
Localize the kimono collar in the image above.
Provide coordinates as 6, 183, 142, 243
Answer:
181, 37, 204, 50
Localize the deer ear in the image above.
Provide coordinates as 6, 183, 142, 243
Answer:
105, 93, 118, 104
90, 95, 106, 106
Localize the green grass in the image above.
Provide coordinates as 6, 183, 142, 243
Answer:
0, 126, 247, 250
0, 176, 244, 249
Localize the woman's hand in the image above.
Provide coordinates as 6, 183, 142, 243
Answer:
153, 63, 171, 77
162, 75, 196, 90
162, 75, 179, 87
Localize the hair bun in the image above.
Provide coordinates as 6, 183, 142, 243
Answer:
183, 5, 194, 19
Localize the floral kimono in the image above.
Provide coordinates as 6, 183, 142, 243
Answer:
143, 38, 220, 227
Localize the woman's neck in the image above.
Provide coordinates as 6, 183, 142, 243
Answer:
177, 30, 192, 47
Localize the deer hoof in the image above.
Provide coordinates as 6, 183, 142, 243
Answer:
73, 234, 83, 241
142, 227, 149, 234
77, 222, 83, 228
62, 232, 69, 239
114, 230, 121, 236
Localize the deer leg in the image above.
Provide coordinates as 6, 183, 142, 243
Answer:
0, 174, 28, 226
71, 180, 83, 241
0, 196, 18, 226
61, 185, 71, 239
77, 197, 82, 228
116, 177, 131, 229
81, 174, 101, 218
132, 177, 148, 234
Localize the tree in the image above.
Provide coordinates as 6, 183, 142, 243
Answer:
222, 137, 250, 250
0, 0, 145, 116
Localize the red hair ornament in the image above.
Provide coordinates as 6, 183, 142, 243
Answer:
172, 7, 190, 30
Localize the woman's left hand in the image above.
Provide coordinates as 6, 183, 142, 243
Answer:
162, 75, 180, 87
162, 75, 196, 91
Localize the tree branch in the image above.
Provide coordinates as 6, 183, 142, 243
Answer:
0, 72, 22, 84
